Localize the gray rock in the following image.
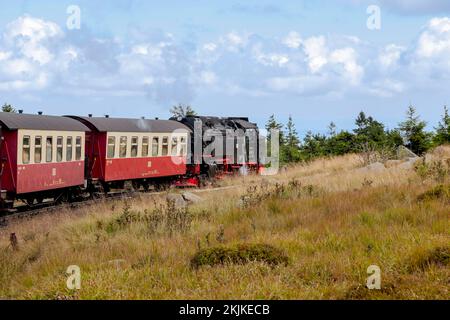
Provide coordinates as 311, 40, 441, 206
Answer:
397, 146, 418, 160
166, 194, 187, 208
366, 162, 386, 172
398, 158, 418, 170
355, 162, 386, 173
385, 160, 403, 168
182, 192, 203, 203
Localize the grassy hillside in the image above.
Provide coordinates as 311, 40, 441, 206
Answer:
0, 147, 449, 300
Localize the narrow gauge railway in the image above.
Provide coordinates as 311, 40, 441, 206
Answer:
0, 111, 262, 218
0, 185, 238, 229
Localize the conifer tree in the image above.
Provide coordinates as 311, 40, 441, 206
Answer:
398, 105, 432, 155
434, 106, 450, 145
2, 103, 16, 113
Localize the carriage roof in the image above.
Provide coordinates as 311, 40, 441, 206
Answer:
66, 116, 191, 133
0, 112, 89, 132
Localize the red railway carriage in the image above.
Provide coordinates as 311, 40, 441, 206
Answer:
0, 112, 89, 208
67, 116, 191, 191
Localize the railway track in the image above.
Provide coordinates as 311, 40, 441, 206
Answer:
0, 191, 137, 228
0, 185, 236, 228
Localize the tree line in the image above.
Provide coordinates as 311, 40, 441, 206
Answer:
266, 105, 450, 164
3, 103, 450, 164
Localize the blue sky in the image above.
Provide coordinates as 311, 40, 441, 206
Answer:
1, 0, 450, 135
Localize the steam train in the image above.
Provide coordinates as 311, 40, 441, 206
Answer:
0, 112, 261, 211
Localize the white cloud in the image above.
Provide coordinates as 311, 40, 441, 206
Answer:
2, 14, 450, 104
378, 44, 405, 69
252, 44, 289, 67
0, 51, 12, 61
4, 15, 61, 42
283, 31, 302, 49
329, 48, 364, 84
302, 36, 328, 73
221, 32, 249, 52
203, 42, 217, 52
4, 15, 62, 65
199, 71, 217, 85
416, 17, 450, 58
367, 79, 406, 97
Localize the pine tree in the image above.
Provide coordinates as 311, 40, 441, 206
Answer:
285, 115, 300, 148
328, 122, 337, 137
398, 105, 432, 155
283, 115, 301, 163
353, 111, 387, 150
300, 131, 327, 160
434, 106, 450, 145
265, 114, 285, 160
265, 114, 284, 143
354, 111, 367, 135
170, 104, 197, 118
2, 103, 16, 113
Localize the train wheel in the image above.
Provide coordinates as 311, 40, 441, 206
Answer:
56, 192, 69, 204
155, 181, 170, 192
124, 181, 136, 193
132, 181, 140, 192
25, 197, 35, 207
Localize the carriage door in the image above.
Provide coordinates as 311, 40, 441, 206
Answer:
0, 127, 3, 190
84, 132, 92, 178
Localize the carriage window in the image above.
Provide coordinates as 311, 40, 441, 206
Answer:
56, 137, 63, 162
131, 137, 138, 157
162, 137, 169, 156
107, 136, 116, 158
76, 136, 82, 160
120, 136, 127, 158
66, 137, 73, 161
152, 137, 159, 157
46, 137, 53, 162
142, 137, 149, 157
180, 136, 187, 156
171, 137, 178, 156
22, 136, 30, 164
34, 136, 42, 163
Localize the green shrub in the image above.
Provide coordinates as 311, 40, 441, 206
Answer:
104, 199, 192, 235
417, 185, 450, 202
414, 160, 449, 183
406, 246, 449, 273
191, 243, 289, 268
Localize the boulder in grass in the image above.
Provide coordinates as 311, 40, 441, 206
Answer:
166, 193, 187, 209
385, 160, 403, 168
366, 162, 386, 172
182, 192, 203, 204
357, 162, 386, 173
398, 158, 419, 170
397, 146, 418, 160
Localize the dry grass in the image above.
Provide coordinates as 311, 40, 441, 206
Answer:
0, 147, 449, 300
